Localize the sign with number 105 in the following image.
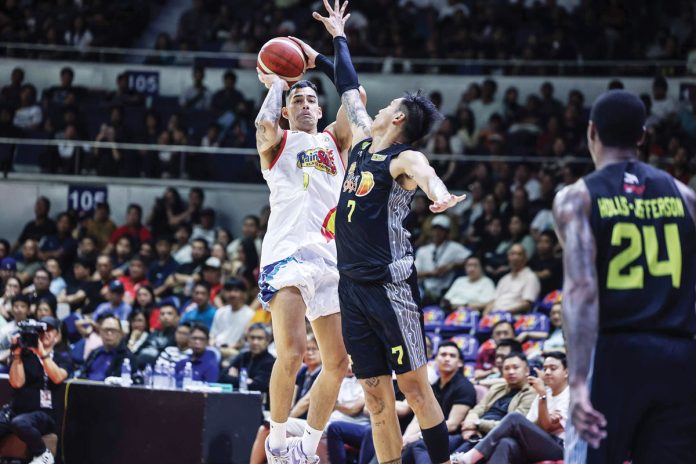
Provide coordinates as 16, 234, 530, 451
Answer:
68, 185, 107, 213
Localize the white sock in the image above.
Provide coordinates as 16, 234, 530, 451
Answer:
269, 420, 287, 452
301, 424, 323, 456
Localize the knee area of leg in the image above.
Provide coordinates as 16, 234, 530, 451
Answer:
499, 437, 517, 450
276, 347, 305, 368
325, 354, 349, 375
364, 392, 392, 416
9, 417, 26, 430
402, 386, 428, 407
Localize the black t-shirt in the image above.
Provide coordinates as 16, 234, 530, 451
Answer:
529, 254, 563, 297
18, 219, 57, 244
29, 289, 57, 309
481, 388, 520, 422
11, 350, 72, 415
81, 280, 105, 314
432, 371, 477, 421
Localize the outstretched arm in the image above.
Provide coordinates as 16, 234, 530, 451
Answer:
552, 180, 606, 449
255, 74, 288, 169
314, 0, 372, 148
391, 150, 466, 213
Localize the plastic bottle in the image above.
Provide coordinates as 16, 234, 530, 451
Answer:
239, 368, 249, 393
182, 362, 193, 389
120, 358, 131, 385
154, 360, 165, 389
143, 364, 153, 388
168, 362, 176, 389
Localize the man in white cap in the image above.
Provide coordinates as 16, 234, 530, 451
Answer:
415, 214, 471, 303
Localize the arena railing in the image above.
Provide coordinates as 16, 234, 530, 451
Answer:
0, 42, 690, 76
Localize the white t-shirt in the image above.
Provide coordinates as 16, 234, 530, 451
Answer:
526, 386, 570, 440
209, 304, 255, 348
328, 375, 370, 425
651, 97, 680, 121
492, 267, 541, 311
173, 244, 192, 264
443, 275, 496, 307
469, 99, 503, 130
531, 209, 554, 233
13, 105, 42, 129
415, 240, 471, 297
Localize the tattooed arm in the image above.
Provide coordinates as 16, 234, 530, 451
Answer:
255, 74, 288, 170
390, 150, 466, 213
341, 89, 373, 148
552, 179, 607, 448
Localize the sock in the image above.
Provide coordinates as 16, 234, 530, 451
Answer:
269, 420, 287, 452
421, 420, 450, 464
301, 424, 323, 456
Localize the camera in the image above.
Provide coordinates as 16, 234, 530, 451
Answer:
16, 320, 47, 349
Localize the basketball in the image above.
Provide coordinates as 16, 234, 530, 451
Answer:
257, 37, 307, 83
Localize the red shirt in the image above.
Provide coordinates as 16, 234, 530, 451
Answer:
110, 225, 152, 245
118, 275, 151, 301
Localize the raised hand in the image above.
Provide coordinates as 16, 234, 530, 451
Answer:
313, 0, 350, 38
569, 383, 607, 448
430, 193, 467, 213
288, 36, 318, 69
256, 68, 289, 91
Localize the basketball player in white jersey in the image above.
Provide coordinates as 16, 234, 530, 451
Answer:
255, 42, 365, 463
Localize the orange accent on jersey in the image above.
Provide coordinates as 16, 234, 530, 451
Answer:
321, 207, 337, 242
355, 171, 375, 197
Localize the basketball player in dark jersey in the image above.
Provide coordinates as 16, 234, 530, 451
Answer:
314, 2, 465, 463
553, 90, 696, 464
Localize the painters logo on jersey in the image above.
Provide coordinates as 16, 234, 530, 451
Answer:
371, 153, 386, 162
623, 172, 645, 194
321, 207, 336, 242
296, 147, 337, 176
356, 171, 375, 197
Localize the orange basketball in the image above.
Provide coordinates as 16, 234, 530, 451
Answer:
257, 37, 307, 84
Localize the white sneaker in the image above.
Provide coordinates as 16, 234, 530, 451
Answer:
265, 436, 319, 464
450, 452, 469, 464
29, 449, 54, 464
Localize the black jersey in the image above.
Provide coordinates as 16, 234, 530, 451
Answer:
584, 160, 696, 336
336, 139, 415, 283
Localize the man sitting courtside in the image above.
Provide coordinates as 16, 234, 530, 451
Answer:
81, 314, 135, 381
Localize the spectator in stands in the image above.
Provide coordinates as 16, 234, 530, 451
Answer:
451, 353, 536, 453
35, 298, 57, 320
157, 321, 192, 365
0, 67, 24, 110
58, 258, 94, 314
92, 280, 132, 322
498, 214, 536, 265
64, 15, 93, 53
212, 70, 245, 113
145, 32, 175, 65
82, 202, 116, 251
44, 259, 66, 297
539, 82, 564, 122
199, 257, 223, 302
0, 240, 10, 262
650, 75, 679, 122
210, 278, 254, 361
0, 276, 21, 321
117, 255, 150, 304
172, 224, 193, 264
81, 314, 134, 381
179, 65, 211, 110
175, 323, 219, 383
1, 259, 18, 298
14, 197, 56, 252
678, 87, 696, 138
416, 214, 471, 303
16, 239, 42, 285
475, 322, 517, 380
110, 236, 134, 274
107, 204, 151, 255
543, 300, 565, 353
442, 256, 495, 312
27, 267, 57, 312
131, 285, 156, 327
221, 323, 274, 394
43, 67, 79, 107
226, 215, 261, 261
39, 212, 77, 270
148, 237, 178, 289
289, 334, 322, 421
158, 238, 209, 296
75, 236, 98, 268
177, 0, 211, 48
107, 73, 144, 107
12, 84, 42, 131
89, 255, 113, 313
191, 208, 216, 246
125, 308, 149, 354
478, 339, 525, 388
1, 315, 70, 464
137, 302, 179, 367
170, 188, 205, 227
484, 245, 540, 314
0, 295, 31, 360
451, 352, 569, 463
180, 282, 216, 329
401, 341, 478, 462
470, 79, 502, 131
92, 106, 127, 176
146, 188, 185, 238
529, 231, 562, 298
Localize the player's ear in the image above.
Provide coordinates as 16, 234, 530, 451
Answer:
587, 121, 596, 142
281, 106, 289, 120
636, 127, 646, 147
392, 111, 406, 126
316, 105, 323, 120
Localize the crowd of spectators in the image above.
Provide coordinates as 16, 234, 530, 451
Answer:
2, 0, 696, 76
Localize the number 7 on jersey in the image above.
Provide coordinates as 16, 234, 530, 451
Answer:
346, 199, 356, 222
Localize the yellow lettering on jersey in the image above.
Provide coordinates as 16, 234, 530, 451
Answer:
597, 196, 685, 220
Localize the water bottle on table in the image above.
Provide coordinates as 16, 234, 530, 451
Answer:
239, 368, 249, 393
183, 361, 193, 389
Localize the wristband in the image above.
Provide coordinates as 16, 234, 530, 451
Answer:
540, 395, 547, 401
314, 54, 335, 83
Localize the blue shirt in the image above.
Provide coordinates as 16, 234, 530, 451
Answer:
175, 349, 220, 383
148, 257, 179, 288
180, 304, 216, 329
86, 349, 116, 381
93, 301, 132, 321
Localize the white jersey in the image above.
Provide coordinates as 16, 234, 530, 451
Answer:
261, 129, 344, 267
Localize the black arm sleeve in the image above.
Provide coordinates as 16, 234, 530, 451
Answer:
333, 36, 359, 95
314, 54, 335, 84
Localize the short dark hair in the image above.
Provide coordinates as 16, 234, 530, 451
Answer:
74, 257, 94, 273
190, 187, 204, 202
159, 302, 179, 314
244, 215, 261, 228
248, 322, 271, 340
492, 320, 515, 333
12, 294, 30, 306
127, 203, 143, 218
398, 90, 443, 144
590, 90, 645, 149
34, 267, 50, 279
539, 230, 558, 243
37, 196, 50, 212
191, 238, 209, 250
60, 67, 74, 78
193, 64, 205, 75
286, 80, 318, 103
96, 313, 121, 328
190, 323, 209, 339
652, 75, 668, 90
193, 281, 211, 293
224, 278, 247, 291
496, 338, 523, 353
437, 340, 463, 361
503, 352, 528, 366
223, 70, 237, 81
544, 351, 567, 369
